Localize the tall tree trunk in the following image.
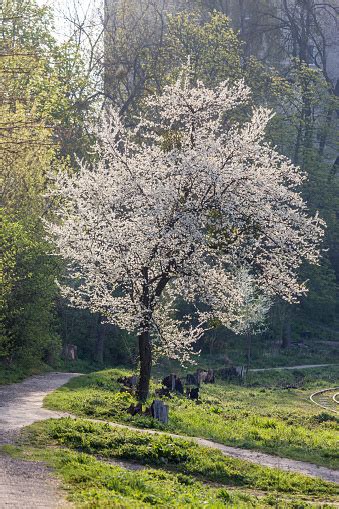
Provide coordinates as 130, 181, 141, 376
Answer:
137, 329, 152, 402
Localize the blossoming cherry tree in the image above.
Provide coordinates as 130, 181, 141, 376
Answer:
49, 75, 324, 401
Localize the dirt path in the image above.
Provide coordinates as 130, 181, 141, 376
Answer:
0, 371, 338, 504
0, 372, 79, 443
0, 452, 69, 509
0, 373, 79, 508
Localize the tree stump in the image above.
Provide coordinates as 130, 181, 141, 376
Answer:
61, 344, 78, 361
217, 366, 246, 381
235, 366, 247, 379
128, 403, 143, 416
175, 377, 184, 394
117, 375, 138, 388
205, 369, 215, 383
187, 369, 214, 386
155, 387, 172, 398
162, 374, 177, 391
186, 373, 198, 385
187, 387, 199, 400
162, 374, 184, 394
151, 399, 169, 423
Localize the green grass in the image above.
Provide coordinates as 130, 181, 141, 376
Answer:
158, 333, 339, 372
2, 444, 263, 508
244, 368, 339, 389
0, 363, 52, 385
194, 338, 339, 370
44, 367, 339, 469
6, 417, 336, 508
0, 358, 104, 386
24, 418, 339, 498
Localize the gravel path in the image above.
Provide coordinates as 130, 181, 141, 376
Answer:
0, 370, 338, 509
0, 372, 79, 443
0, 452, 69, 509
0, 373, 79, 508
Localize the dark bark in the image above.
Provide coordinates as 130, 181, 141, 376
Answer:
136, 269, 170, 401
330, 155, 339, 178
318, 106, 333, 157
61, 344, 78, 361
137, 329, 152, 402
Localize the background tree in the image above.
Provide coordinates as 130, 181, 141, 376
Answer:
159, 5, 339, 348
0, 0, 93, 369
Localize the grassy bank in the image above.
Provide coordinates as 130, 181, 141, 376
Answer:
44, 366, 339, 469
24, 418, 339, 496
0, 358, 102, 386
3, 444, 259, 509
193, 338, 339, 370
4, 416, 337, 508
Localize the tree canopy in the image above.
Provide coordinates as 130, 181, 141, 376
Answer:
48, 74, 324, 399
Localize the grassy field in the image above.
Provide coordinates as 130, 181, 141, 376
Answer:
4, 416, 337, 508
3, 443, 261, 509
44, 366, 339, 470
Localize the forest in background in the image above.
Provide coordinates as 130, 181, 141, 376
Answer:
1, 0, 339, 378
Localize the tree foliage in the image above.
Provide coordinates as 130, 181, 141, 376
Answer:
49, 74, 323, 399
0, 0, 92, 367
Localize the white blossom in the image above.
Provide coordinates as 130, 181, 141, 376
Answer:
47, 72, 324, 364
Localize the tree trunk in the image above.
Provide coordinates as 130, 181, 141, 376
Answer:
61, 344, 78, 361
137, 329, 152, 402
